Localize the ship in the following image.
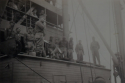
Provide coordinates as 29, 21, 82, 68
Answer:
1, 0, 124, 83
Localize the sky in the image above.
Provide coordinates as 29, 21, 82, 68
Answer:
59, 0, 125, 83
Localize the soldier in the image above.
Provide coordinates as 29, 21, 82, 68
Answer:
35, 33, 46, 57
35, 18, 46, 57
29, 9, 38, 18
15, 27, 22, 40
35, 13, 46, 36
26, 27, 35, 54
0, 21, 15, 41
48, 36, 56, 58
14, 27, 22, 53
53, 37, 62, 59
68, 37, 73, 61
113, 52, 122, 80
90, 37, 100, 65
39, 10, 47, 26
75, 40, 84, 63
6, 21, 15, 39
59, 37, 68, 60
8, 0, 18, 10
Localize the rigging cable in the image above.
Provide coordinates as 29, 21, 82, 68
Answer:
108, 0, 112, 81
71, 0, 83, 83
108, 0, 113, 81
70, 0, 80, 33
80, 7, 94, 82
111, 1, 118, 82
71, 0, 78, 42
86, 17, 97, 78
109, 0, 112, 70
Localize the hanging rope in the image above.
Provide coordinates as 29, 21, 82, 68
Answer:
108, 2, 112, 82
69, 0, 80, 32
111, 0, 119, 53
86, 17, 97, 78
80, 7, 94, 82
71, 0, 78, 42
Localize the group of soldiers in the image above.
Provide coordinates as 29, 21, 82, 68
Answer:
34, 16, 101, 65
0, 19, 101, 65
0, 0, 101, 65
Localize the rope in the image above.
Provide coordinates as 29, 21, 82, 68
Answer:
111, 0, 119, 53
69, 0, 80, 32
14, 57, 51, 83
109, 0, 112, 70
71, 0, 78, 42
80, 8, 94, 82
86, 18, 97, 78
111, 1, 118, 82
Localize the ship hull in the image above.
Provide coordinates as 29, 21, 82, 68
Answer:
0, 55, 111, 83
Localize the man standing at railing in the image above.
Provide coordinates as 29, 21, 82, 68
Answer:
39, 10, 46, 26
26, 27, 35, 55
90, 37, 100, 65
35, 17, 46, 57
29, 9, 38, 18
48, 36, 56, 58
35, 33, 46, 57
75, 40, 84, 63
68, 37, 73, 61
59, 37, 68, 60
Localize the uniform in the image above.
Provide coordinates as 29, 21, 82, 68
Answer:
75, 43, 84, 62
29, 12, 38, 18
35, 35, 46, 57
90, 41, 100, 65
15, 32, 22, 53
68, 40, 73, 61
35, 21, 46, 57
26, 33, 35, 52
59, 39, 68, 59
48, 40, 56, 58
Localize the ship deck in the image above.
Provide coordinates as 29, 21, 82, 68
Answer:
0, 54, 110, 71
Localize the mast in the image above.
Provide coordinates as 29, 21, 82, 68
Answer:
113, 0, 125, 82
62, 0, 69, 40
